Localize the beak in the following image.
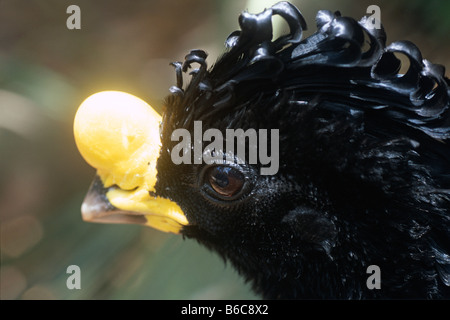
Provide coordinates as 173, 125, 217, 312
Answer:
81, 176, 188, 233
74, 91, 188, 234
82, 176, 147, 225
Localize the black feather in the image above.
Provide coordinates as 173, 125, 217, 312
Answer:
157, 2, 450, 299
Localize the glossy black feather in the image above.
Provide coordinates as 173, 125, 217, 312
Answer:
157, 2, 450, 299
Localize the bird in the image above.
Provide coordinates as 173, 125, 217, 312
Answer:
73, 2, 450, 299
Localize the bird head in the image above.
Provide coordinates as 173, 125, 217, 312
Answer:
74, 2, 450, 299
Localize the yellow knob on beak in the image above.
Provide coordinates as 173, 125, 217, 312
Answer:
74, 91, 188, 233
74, 91, 161, 191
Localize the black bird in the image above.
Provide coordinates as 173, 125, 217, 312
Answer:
74, 2, 450, 299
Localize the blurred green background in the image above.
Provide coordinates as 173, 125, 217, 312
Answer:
1, 0, 449, 300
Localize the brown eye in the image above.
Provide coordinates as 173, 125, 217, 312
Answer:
207, 166, 245, 198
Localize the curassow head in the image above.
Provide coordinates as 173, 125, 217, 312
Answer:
74, 2, 450, 299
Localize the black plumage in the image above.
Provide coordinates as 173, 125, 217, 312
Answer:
154, 2, 450, 299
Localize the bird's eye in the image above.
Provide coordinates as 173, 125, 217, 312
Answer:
206, 166, 245, 198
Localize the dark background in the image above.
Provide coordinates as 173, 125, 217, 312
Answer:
1, 0, 449, 299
